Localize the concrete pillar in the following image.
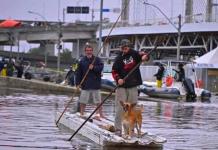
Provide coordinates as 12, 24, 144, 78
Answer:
77, 39, 80, 59
72, 40, 82, 59
185, 0, 193, 23
121, 0, 130, 25
72, 40, 79, 59
206, 0, 213, 22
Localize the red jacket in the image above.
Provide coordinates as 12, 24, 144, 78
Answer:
112, 49, 143, 88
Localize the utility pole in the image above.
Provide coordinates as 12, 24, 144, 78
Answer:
57, 22, 62, 72
177, 14, 182, 61
98, 0, 103, 53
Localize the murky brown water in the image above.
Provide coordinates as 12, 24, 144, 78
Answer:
0, 87, 218, 150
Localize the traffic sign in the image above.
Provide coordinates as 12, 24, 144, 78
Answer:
102, 8, 110, 12
82, 7, 89, 13
67, 6, 89, 14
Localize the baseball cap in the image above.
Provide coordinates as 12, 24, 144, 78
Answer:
120, 39, 132, 47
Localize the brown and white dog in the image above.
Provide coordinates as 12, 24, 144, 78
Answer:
120, 101, 143, 139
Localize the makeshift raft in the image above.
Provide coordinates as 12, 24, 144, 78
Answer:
56, 112, 166, 148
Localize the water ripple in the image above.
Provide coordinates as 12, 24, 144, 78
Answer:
0, 89, 218, 150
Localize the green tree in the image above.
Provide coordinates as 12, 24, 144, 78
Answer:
28, 46, 45, 55
60, 48, 75, 62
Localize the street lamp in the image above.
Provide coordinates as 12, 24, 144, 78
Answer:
28, 10, 48, 24
28, 10, 49, 30
28, 10, 48, 66
143, 2, 182, 60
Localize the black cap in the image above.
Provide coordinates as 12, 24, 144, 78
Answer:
120, 39, 132, 47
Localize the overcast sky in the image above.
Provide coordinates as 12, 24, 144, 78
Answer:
0, 0, 122, 22
0, 0, 212, 53
0, 0, 189, 22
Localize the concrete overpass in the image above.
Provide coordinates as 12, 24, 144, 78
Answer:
1, 20, 218, 63
0, 21, 98, 58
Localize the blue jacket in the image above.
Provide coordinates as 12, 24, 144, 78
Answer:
76, 55, 104, 90
0, 61, 4, 72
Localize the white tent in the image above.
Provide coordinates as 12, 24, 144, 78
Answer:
194, 47, 218, 68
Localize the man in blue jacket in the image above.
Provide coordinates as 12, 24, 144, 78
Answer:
76, 45, 104, 119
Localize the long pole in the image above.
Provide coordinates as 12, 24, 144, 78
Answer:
68, 42, 160, 141
78, 0, 129, 88
56, 92, 78, 125
56, 0, 131, 128
68, 88, 115, 141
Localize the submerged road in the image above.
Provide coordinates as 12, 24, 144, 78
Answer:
0, 87, 218, 150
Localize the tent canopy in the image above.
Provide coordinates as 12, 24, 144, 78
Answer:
194, 47, 218, 68
0, 19, 21, 28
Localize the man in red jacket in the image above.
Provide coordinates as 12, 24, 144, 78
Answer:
112, 39, 148, 136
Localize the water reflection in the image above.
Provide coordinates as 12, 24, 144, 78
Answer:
0, 88, 218, 150
0, 87, 33, 96
103, 146, 162, 150
0, 89, 98, 150
144, 97, 218, 150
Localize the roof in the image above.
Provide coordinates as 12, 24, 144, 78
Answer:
99, 22, 218, 37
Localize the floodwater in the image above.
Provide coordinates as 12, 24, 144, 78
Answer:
0, 87, 218, 150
